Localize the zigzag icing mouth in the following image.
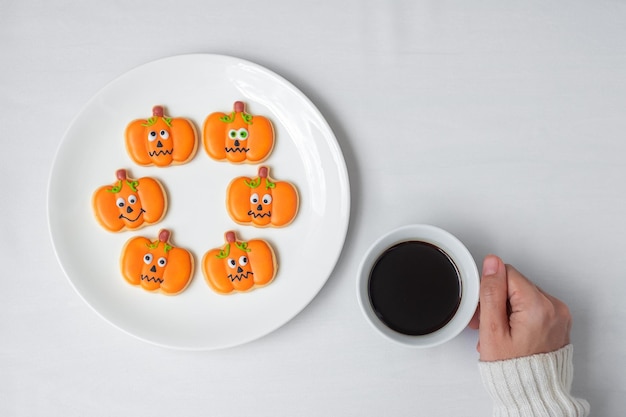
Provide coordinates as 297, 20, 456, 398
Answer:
225, 147, 249, 153
119, 208, 145, 222
141, 274, 164, 284
248, 210, 271, 218
227, 271, 254, 282
149, 149, 173, 157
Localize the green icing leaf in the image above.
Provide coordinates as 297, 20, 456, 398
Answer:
241, 113, 253, 124
216, 243, 230, 259
235, 241, 251, 252
126, 180, 139, 192
146, 241, 173, 252
219, 112, 236, 123
106, 180, 123, 193
245, 177, 262, 188
162, 117, 173, 127
141, 116, 158, 127
265, 179, 276, 189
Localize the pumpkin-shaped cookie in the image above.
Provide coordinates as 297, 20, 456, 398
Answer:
203, 101, 274, 164
226, 166, 299, 228
120, 229, 194, 295
92, 169, 167, 232
202, 231, 277, 294
125, 105, 198, 167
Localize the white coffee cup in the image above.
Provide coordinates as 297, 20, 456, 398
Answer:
356, 224, 479, 348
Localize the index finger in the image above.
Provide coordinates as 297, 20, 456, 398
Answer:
505, 264, 543, 312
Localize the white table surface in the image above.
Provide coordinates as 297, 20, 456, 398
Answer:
2, 0, 625, 415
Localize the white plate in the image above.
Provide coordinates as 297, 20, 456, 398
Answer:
48, 54, 350, 350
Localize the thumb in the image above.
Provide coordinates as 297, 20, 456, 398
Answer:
478, 255, 510, 339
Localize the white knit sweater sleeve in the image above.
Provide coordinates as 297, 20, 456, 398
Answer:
478, 344, 590, 417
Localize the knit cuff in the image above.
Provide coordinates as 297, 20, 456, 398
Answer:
478, 345, 590, 417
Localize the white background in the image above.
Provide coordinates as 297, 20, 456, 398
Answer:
2, 0, 625, 415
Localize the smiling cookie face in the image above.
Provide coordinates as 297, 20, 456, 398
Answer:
92, 169, 167, 232
202, 231, 276, 294
115, 188, 145, 223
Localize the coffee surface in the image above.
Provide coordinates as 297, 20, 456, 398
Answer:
368, 241, 462, 335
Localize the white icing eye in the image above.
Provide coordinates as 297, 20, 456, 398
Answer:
239, 256, 248, 266
143, 253, 153, 264
148, 131, 158, 142
250, 193, 259, 204
237, 128, 249, 140
159, 130, 169, 139
128, 195, 137, 205
116, 197, 125, 208
227, 258, 237, 269
157, 257, 167, 267
228, 129, 237, 139
262, 194, 272, 205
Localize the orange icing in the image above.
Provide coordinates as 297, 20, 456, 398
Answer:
202, 231, 277, 294
226, 166, 299, 228
203, 101, 274, 164
120, 229, 194, 295
92, 169, 167, 232
125, 105, 198, 167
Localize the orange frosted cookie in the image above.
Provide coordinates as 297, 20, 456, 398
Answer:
202, 231, 277, 294
125, 105, 198, 167
203, 101, 274, 164
120, 229, 194, 295
92, 169, 167, 232
226, 166, 299, 228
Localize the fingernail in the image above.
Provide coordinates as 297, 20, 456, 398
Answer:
482, 255, 500, 276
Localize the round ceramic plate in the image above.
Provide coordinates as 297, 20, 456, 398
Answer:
48, 54, 350, 350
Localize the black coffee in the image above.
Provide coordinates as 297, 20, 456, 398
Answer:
368, 241, 462, 335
